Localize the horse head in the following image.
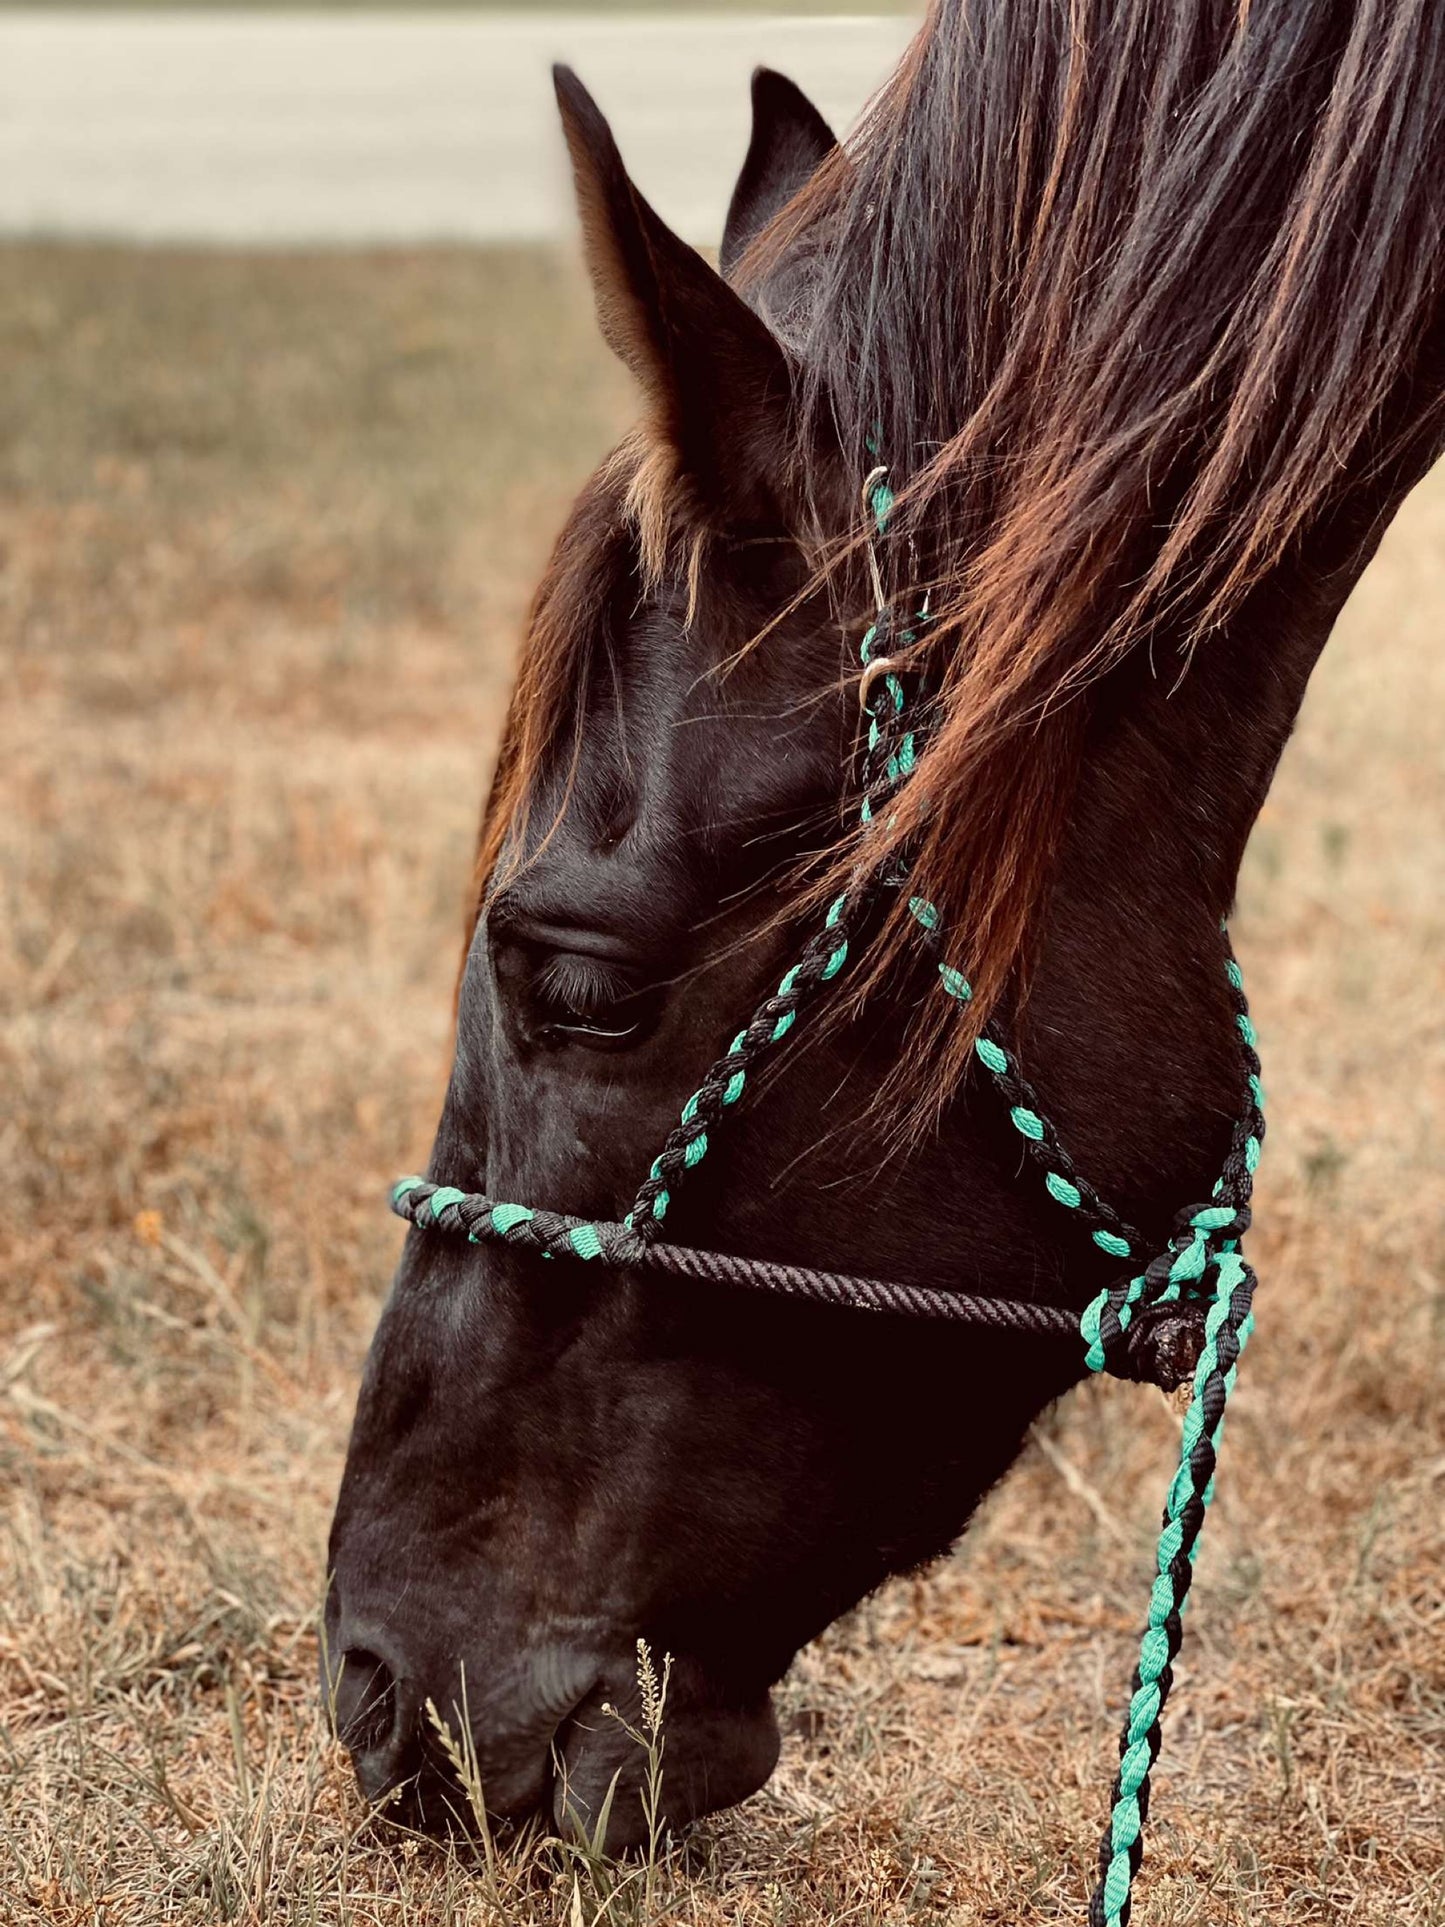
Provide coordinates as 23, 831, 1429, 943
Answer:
324, 6, 1445, 1858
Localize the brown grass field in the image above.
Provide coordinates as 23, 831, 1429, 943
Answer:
1, 244, 1442, 1926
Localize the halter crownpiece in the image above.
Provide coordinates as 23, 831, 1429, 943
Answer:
393, 461, 1264, 1927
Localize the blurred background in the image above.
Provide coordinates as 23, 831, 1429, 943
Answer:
2, 6, 1441, 1925
1, 5, 912, 243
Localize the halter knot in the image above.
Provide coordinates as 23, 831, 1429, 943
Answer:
1081, 1198, 1253, 1387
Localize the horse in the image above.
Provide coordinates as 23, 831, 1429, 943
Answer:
324, 1, 1445, 1912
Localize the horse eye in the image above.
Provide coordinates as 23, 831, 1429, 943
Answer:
528, 951, 657, 1052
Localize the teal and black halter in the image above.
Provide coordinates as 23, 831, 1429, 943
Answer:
392, 467, 1265, 1927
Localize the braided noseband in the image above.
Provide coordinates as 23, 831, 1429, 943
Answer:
393, 468, 1265, 1927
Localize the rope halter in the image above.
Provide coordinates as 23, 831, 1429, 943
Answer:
391, 462, 1265, 1927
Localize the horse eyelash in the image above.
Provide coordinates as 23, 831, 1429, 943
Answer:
533, 951, 635, 1016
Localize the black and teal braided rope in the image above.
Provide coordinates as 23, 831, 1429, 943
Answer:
1085, 958, 1264, 1927
395, 464, 1266, 1924
904, 891, 1144, 1262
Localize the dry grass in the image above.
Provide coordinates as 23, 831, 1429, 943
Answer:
2, 244, 1442, 1927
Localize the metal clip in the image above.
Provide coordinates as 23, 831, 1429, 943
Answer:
858, 653, 900, 712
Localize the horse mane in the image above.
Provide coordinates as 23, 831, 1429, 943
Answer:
757, 0, 1445, 1109
478, 0, 1445, 1114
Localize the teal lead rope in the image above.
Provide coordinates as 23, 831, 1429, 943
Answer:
392, 465, 1265, 1925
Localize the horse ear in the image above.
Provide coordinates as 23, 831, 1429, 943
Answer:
553, 65, 794, 524
720, 68, 836, 280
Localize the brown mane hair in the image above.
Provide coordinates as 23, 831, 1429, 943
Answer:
761, 0, 1445, 1106
480, 0, 1445, 1108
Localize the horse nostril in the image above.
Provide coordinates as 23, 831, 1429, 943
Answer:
334, 1647, 400, 1757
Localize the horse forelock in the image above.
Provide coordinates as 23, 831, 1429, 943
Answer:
461, 430, 711, 985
